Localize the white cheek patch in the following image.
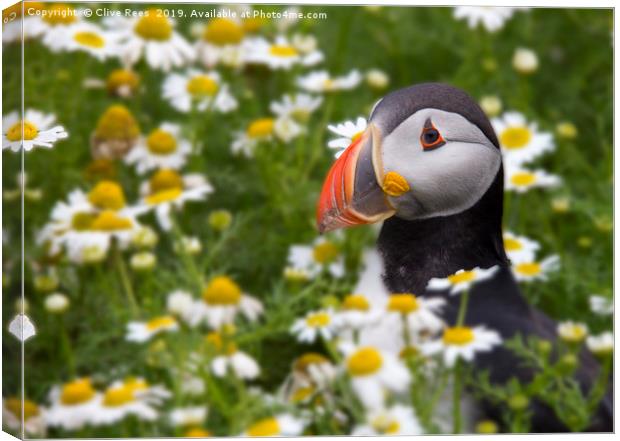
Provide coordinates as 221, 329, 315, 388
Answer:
381, 109, 501, 219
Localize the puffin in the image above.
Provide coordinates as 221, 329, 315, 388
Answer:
316, 83, 612, 432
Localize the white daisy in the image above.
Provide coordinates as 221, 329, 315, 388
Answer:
352, 404, 423, 435
195, 16, 247, 68
511, 255, 560, 282
206, 332, 261, 380
90, 378, 169, 426
453, 7, 527, 32
297, 70, 362, 93
170, 406, 208, 427
327, 117, 368, 158
505, 166, 561, 193
166, 290, 196, 323
503, 231, 540, 264
557, 321, 588, 343
589, 295, 613, 316
104, 9, 194, 72
3, 110, 68, 152
286, 237, 345, 279
230, 117, 275, 158
2, 397, 45, 437
138, 169, 214, 231
191, 276, 263, 329
45, 378, 101, 431
292, 352, 337, 387
242, 414, 304, 437
126, 316, 178, 343
586, 332, 613, 357
243, 35, 323, 70
491, 111, 554, 166
386, 293, 446, 336
124, 123, 191, 174
59, 22, 118, 61
162, 69, 238, 114
291, 309, 338, 343
427, 266, 499, 295
37, 4, 84, 52
341, 343, 411, 409
270, 93, 323, 123
336, 294, 383, 331
423, 325, 502, 367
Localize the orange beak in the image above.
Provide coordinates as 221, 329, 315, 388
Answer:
317, 123, 395, 233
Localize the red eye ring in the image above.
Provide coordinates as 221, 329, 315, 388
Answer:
420, 122, 445, 151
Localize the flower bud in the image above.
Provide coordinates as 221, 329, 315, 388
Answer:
131, 226, 159, 249
174, 236, 202, 255
551, 196, 571, 214
130, 252, 156, 271
512, 48, 539, 74
208, 210, 232, 232
475, 419, 499, 434
557, 353, 578, 375
556, 122, 578, 140
45, 293, 70, 313
34, 273, 59, 293
81, 245, 107, 264
508, 394, 529, 411
365, 69, 389, 90
479, 95, 502, 117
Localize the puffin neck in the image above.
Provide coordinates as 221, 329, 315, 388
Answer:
377, 169, 508, 295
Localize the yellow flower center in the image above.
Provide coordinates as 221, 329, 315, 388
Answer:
323, 78, 336, 91
123, 377, 149, 393
186, 75, 219, 97
294, 352, 329, 372
146, 315, 176, 331
4, 398, 39, 420
149, 169, 184, 193
447, 270, 476, 285
185, 428, 212, 437
514, 262, 541, 276
246, 118, 274, 139
342, 294, 370, 311
6, 121, 38, 142
312, 241, 339, 264
399, 346, 419, 359
387, 293, 420, 314
60, 378, 96, 405
203, 18, 244, 46
269, 44, 298, 58
202, 276, 242, 305
146, 188, 183, 205
247, 417, 280, 437
242, 17, 264, 32
347, 347, 383, 376
74, 31, 105, 48
305, 312, 331, 328
88, 180, 126, 210
71, 212, 96, 231
442, 326, 475, 346
371, 415, 400, 434
107, 69, 140, 93
42, 4, 76, 25
500, 126, 532, 150
94, 105, 140, 140
102, 385, 135, 407
291, 386, 314, 403
503, 237, 522, 251
134, 9, 172, 41
205, 332, 238, 355
146, 129, 177, 154
91, 210, 133, 231
510, 172, 537, 187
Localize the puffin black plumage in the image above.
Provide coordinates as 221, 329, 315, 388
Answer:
316, 83, 612, 432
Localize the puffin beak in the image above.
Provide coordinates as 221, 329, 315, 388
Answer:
317, 123, 395, 233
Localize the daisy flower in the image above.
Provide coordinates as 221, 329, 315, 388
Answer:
59, 22, 118, 61
45, 378, 101, 431
291, 309, 338, 343
336, 294, 383, 331
352, 404, 423, 435
138, 169, 214, 231
230, 118, 275, 157
503, 231, 540, 264
124, 123, 191, 174
90, 104, 140, 160
170, 406, 208, 427
327, 117, 368, 158
270, 93, 323, 123
242, 414, 305, 437
90, 378, 170, 426
191, 276, 263, 329
106, 69, 141, 98
104, 9, 194, 71
511, 255, 560, 282
557, 321, 588, 344
491, 111, 554, 166
162, 69, 238, 114
586, 332, 613, 357
2, 397, 45, 437
166, 290, 196, 323
292, 352, 337, 387
427, 266, 499, 295
453, 7, 527, 32
505, 166, 561, 193
589, 295, 613, 316
2, 3, 46, 44
286, 237, 345, 279
243, 35, 323, 70
3, 110, 68, 152
195, 17, 247, 68
206, 332, 261, 379
386, 293, 445, 336
341, 343, 411, 409
126, 316, 178, 343
297, 70, 362, 93
37, 3, 84, 51
423, 325, 502, 367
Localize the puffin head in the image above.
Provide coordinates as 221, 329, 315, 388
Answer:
317, 83, 503, 233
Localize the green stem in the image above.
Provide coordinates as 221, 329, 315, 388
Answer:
113, 246, 139, 317
452, 360, 463, 434
58, 316, 75, 376
456, 290, 470, 327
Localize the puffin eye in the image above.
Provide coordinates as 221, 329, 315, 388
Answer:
420, 121, 445, 151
